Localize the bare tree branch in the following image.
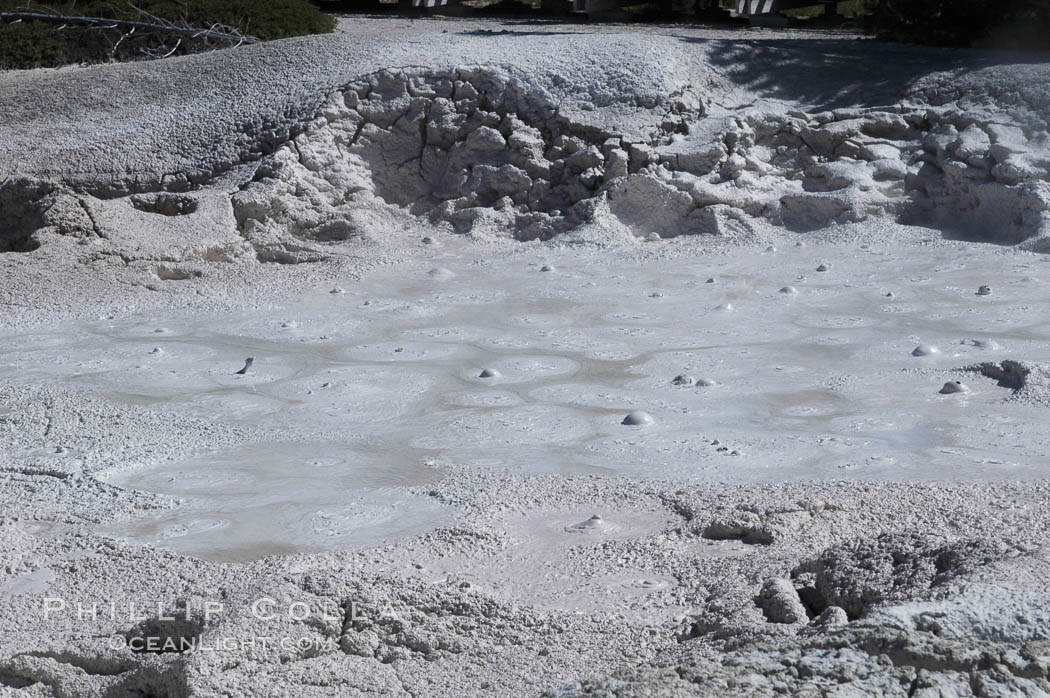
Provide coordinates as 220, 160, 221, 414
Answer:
0, 10, 260, 45
159, 36, 183, 58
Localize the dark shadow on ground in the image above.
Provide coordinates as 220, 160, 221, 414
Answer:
457, 28, 588, 35
316, 1, 400, 12
684, 36, 1050, 109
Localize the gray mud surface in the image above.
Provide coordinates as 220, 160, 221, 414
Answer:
2, 16, 1050, 697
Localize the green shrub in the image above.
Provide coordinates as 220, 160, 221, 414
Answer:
127, 0, 337, 41
0, 0, 336, 69
0, 20, 67, 68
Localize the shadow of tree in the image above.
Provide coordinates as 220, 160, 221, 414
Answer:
457, 28, 588, 35
689, 36, 1049, 109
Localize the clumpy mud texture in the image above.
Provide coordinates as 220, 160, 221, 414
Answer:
2, 16, 1050, 697
791, 533, 1014, 619
2, 22, 1050, 269
0, 181, 54, 253
7, 61, 1050, 259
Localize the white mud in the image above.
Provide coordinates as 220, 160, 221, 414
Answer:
6, 240, 1050, 561
97, 442, 447, 561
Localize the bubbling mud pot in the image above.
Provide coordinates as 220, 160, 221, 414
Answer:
3, 239, 1050, 561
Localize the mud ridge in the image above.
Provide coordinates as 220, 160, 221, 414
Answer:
5, 67, 1050, 258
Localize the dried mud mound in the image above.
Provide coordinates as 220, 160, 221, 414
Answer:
791, 533, 1014, 620
4, 57, 1050, 260
233, 66, 1050, 250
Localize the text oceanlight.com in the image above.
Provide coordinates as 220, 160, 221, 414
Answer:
108, 634, 342, 653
